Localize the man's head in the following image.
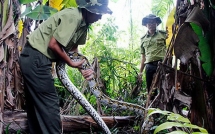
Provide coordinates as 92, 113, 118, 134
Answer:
142, 14, 161, 26
142, 14, 161, 32
77, 0, 112, 24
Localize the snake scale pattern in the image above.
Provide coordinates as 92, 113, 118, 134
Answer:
56, 52, 151, 134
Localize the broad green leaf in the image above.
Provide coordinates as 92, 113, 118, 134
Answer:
19, 0, 37, 4
183, 123, 208, 133
21, 7, 32, 18
192, 132, 208, 134
190, 22, 213, 76
167, 113, 190, 123
26, 5, 58, 20
147, 108, 171, 117
147, 108, 157, 114
154, 122, 184, 134
167, 131, 188, 134
151, 0, 174, 19
42, 0, 48, 5
62, 0, 77, 8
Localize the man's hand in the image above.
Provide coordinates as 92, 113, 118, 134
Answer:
68, 59, 85, 68
80, 69, 94, 80
68, 59, 94, 80
137, 73, 143, 82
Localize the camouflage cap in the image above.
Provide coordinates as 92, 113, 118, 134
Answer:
142, 14, 162, 26
76, 0, 112, 14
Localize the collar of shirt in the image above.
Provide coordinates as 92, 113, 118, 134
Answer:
146, 29, 158, 37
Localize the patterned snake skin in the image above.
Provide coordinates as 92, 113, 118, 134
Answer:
56, 52, 152, 134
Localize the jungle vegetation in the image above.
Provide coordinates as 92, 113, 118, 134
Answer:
0, 0, 214, 133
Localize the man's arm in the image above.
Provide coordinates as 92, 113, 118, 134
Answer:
48, 37, 84, 68
69, 44, 95, 80
138, 54, 146, 81
48, 37, 94, 80
140, 54, 146, 73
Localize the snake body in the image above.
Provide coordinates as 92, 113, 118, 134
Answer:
56, 52, 147, 134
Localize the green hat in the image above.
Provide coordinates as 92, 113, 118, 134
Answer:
76, 0, 112, 15
142, 14, 161, 26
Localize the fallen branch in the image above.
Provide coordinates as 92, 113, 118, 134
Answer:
2, 110, 136, 133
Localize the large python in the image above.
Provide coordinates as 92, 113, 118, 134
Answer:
56, 52, 151, 134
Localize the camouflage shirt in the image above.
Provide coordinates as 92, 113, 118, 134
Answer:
27, 7, 87, 60
140, 30, 167, 63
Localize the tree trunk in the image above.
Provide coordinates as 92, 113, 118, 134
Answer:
0, 0, 14, 133
3, 110, 135, 133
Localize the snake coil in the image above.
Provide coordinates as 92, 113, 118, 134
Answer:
56, 52, 152, 134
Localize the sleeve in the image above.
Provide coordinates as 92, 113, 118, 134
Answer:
140, 38, 145, 54
53, 12, 80, 47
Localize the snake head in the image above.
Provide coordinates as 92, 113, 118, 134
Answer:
68, 51, 93, 70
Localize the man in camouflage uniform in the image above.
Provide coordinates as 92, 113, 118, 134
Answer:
19, 0, 112, 133
138, 14, 167, 100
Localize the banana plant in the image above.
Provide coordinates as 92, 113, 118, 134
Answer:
147, 108, 208, 134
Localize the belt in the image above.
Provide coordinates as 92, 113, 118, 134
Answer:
146, 60, 162, 66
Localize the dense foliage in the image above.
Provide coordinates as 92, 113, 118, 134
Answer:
56, 15, 146, 116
